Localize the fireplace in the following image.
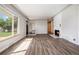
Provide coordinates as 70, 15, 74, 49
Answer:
55, 30, 60, 36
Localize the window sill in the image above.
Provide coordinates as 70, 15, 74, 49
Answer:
0, 34, 20, 42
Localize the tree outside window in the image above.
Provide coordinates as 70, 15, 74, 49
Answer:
0, 7, 18, 40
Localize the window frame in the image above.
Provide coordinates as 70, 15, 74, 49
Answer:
0, 6, 19, 41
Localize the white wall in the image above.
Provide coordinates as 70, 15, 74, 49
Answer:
78, 5, 79, 44
53, 5, 79, 45
61, 5, 79, 45
18, 15, 26, 35
28, 20, 47, 34
53, 12, 62, 36
53, 13, 62, 30
0, 5, 27, 53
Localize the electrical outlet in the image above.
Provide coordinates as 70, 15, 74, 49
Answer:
73, 38, 76, 41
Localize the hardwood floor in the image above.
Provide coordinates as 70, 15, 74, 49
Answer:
1, 34, 79, 55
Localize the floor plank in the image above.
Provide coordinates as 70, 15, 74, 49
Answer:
1, 34, 79, 55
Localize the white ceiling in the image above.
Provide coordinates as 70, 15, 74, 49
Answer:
15, 4, 68, 20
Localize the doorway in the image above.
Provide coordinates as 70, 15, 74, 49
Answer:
48, 21, 52, 34
26, 21, 28, 35
48, 21, 54, 34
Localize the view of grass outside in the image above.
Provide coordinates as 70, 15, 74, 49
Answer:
0, 32, 11, 37
0, 12, 12, 39
0, 7, 18, 40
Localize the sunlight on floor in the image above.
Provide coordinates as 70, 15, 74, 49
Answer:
49, 34, 59, 38
10, 37, 33, 55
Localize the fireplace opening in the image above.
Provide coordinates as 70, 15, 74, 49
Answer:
55, 30, 60, 37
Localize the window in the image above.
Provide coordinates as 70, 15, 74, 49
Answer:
0, 6, 18, 41
14, 16, 18, 34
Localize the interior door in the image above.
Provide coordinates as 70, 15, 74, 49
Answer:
48, 21, 51, 34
